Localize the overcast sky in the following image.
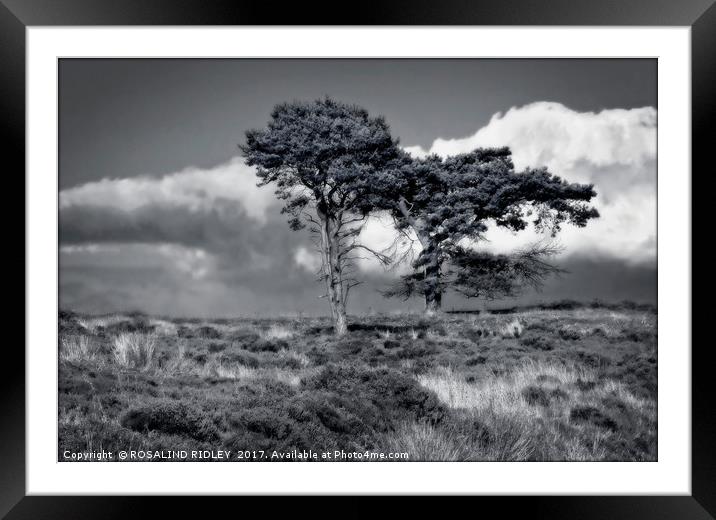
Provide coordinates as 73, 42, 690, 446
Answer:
59, 59, 657, 317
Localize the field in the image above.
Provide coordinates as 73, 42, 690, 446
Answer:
58, 302, 657, 462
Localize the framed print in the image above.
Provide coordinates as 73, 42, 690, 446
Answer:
5, 0, 715, 515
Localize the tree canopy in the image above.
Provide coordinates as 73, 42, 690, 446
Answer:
380, 147, 599, 311
240, 97, 402, 334
241, 97, 400, 230
242, 98, 599, 322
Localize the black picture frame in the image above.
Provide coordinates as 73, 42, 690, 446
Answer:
4, 0, 714, 516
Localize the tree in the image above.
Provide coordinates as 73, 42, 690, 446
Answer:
380, 147, 599, 314
240, 98, 401, 335
385, 242, 566, 304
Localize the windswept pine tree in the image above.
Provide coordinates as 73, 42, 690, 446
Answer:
379, 148, 599, 314
240, 98, 401, 335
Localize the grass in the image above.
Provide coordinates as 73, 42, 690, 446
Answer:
382, 421, 473, 461
111, 333, 157, 370
416, 360, 654, 460
60, 335, 96, 363
204, 360, 304, 387
261, 324, 295, 340
499, 319, 524, 339
57, 301, 657, 462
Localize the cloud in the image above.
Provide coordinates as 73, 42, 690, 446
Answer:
59, 156, 291, 277
60, 243, 656, 317
60, 157, 275, 224
59, 240, 336, 317
407, 102, 656, 172
294, 246, 322, 273
402, 102, 657, 264
59, 103, 657, 315
61, 203, 249, 252
60, 242, 215, 283
355, 213, 415, 275
156, 244, 212, 280
59, 157, 307, 291
60, 243, 119, 254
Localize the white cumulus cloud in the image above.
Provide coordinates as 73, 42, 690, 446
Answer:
407, 102, 656, 172
402, 102, 657, 265
60, 156, 276, 224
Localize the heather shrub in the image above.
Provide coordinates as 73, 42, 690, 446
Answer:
569, 406, 618, 432
521, 385, 551, 407
231, 406, 294, 440
225, 387, 379, 454
58, 305, 657, 462
222, 350, 261, 367
197, 326, 222, 339
291, 391, 382, 435
208, 342, 226, 353
559, 328, 581, 341
120, 401, 219, 442
104, 317, 155, 335
229, 330, 262, 346
333, 338, 365, 355
520, 335, 554, 351
304, 363, 447, 425
245, 338, 288, 353
466, 355, 487, 366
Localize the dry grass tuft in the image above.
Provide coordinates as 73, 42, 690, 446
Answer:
60, 335, 97, 363
205, 360, 303, 387
383, 421, 473, 461
149, 319, 179, 336
418, 361, 593, 416
111, 333, 157, 370
276, 349, 311, 368
500, 319, 524, 338
416, 360, 652, 461
76, 315, 127, 333
158, 340, 196, 375
261, 324, 295, 340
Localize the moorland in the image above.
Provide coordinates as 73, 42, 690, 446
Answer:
58, 300, 657, 462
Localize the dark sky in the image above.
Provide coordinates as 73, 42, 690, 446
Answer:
59, 59, 656, 188
59, 59, 657, 317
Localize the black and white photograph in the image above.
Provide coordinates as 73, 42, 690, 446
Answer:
57, 58, 658, 463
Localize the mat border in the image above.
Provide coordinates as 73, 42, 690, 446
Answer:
6, 0, 714, 515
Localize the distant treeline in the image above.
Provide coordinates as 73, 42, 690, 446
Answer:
447, 300, 657, 315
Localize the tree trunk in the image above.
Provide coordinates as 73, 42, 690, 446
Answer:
423, 250, 442, 316
333, 299, 348, 336
397, 197, 444, 316
317, 203, 348, 336
425, 289, 442, 316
